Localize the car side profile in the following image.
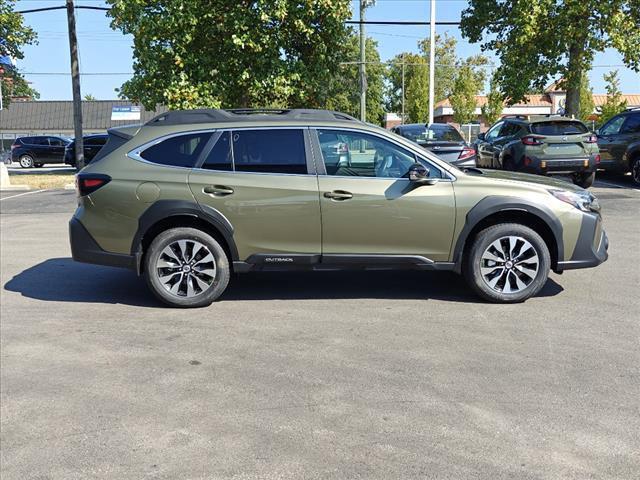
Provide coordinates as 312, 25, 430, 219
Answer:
64, 134, 109, 167
596, 109, 640, 185
475, 116, 599, 188
69, 109, 608, 307
11, 135, 71, 168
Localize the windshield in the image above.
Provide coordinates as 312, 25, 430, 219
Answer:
530, 121, 588, 135
398, 124, 464, 143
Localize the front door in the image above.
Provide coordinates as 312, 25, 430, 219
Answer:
188, 128, 322, 261
48, 137, 67, 163
313, 129, 456, 262
477, 121, 504, 167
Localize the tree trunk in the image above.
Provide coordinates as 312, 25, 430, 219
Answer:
564, 43, 583, 118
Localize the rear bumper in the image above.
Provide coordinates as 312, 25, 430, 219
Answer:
556, 213, 608, 271
524, 155, 597, 175
450, 155, 477, 168
69, 217, 138, 270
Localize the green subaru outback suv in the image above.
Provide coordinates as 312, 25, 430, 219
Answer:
69, 109, 608, 307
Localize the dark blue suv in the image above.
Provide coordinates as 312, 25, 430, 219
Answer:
11, 136, 71, 168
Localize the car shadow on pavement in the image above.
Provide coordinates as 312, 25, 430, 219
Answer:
4, 257, 564, 306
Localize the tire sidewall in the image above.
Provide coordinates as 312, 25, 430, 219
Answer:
144, 227, 230, 308
19, 155, 34, 168
632, 158, 640, 185
464, 223, 551, 303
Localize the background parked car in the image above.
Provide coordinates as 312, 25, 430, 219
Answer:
64, 134, 109, 168
11, 136, 71, 168
391, 123, 476, 168
475, 116, 599, 188
596, 108, 640, 185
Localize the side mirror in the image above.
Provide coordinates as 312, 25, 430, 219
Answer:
477, 132, 486, 141
408, 164, 437, 185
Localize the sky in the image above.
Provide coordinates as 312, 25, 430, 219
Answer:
11, 0, 640, 102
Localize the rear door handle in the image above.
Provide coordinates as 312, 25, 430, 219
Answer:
203, 185, 234, 196
324, 190, 353, 201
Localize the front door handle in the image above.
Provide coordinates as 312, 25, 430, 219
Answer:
203, 185, 234, 196
324, 190, 353, 201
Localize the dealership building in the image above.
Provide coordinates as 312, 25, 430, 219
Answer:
0, 100, 166, 151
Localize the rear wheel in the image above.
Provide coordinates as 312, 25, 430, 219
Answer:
144, 227, 230, 308
464, 223, 551, 303
19, 155, 34, 168
572, 171, 595, 188
631, 157, 640, 186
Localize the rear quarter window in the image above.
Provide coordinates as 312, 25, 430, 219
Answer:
140, 132, 212, 168
531, 121, 588, 135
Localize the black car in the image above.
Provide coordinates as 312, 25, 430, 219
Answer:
391, 123, 476, 168
596, 109, 640, 185
64, 134, 109, 167
11, 136, 71, 168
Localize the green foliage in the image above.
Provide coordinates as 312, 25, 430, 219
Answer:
599, 70, 628, 124
578, 72, 595, 122
450, 65, 478, 125
325, 35, 385, 125
84, 93, 97, 101
481, 74, 504, 126
385, 34, 488, 123
0, 0, 38, 108
460, 0, 640, 117
107, 0, 352, 110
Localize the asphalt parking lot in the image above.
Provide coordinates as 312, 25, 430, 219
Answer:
1, 175, 639, 479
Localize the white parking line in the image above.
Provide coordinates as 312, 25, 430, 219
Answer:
0, 189, 47, 201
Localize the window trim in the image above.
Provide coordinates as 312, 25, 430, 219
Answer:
309, 126, 454, 182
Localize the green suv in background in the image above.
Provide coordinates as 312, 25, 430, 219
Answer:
476, 116, 599, 188
596, 108, 640, 185
69, 109, 608, 307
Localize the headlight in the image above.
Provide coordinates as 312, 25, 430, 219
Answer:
549, 189, 600, 213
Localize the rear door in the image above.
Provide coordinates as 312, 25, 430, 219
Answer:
313, 128, 455, 262
188, 128, 322, 261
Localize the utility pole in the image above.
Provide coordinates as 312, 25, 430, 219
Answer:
66, 0, 84, 170
359, 0, 367, 123
428, 0, 436, 125
401, 54, 405, 124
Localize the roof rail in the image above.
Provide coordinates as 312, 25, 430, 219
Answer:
502, 114, 529, 120
625, 106, 640, 111
145, 108, 359, 126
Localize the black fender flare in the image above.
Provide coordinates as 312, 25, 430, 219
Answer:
131, 200, 238, 267
452, 196, 564, 271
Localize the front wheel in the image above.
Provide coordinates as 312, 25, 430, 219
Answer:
144, 227, 230, 308
19, 155, 34, 168
572, 171, 595, 188
631, 158, 640, 186
464, 223, 551, 303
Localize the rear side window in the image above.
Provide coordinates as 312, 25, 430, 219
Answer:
531, 121, 588, 135
201, 131, 233, 171
232, 129, 306, 174
621, 113, 640, 134
141, 132, 212, 167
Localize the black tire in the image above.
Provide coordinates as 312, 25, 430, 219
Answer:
631, 157, 640, 186
572, 171, 595, 188
502, 156, 515, 171
144, 227, 230, 308
34, 163, 44, 168
19, 155, 34, 168
463, 223, 551, 303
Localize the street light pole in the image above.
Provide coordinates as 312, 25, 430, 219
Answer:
66, 0, 85, 170
359, 0, 366, 123
428, 0, 436, 125
401, 53, 405, 124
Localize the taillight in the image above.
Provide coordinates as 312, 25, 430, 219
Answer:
584, 134, 598, 143
11, 144, 18, 150
521, 136, 545, 146
76, 174, 111, 196
595, 154, 601, 164
458, 146, 475, 160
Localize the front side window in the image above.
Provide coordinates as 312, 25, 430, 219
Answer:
485, 121, 504, 141
232, 129, 307, 174
140, 132, 212, 167
318, 129, 428, 178
599, 116, 625, 136
498, 122, 519, 137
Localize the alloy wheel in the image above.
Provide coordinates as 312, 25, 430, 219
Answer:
156, 239, 217, 297
480, 236, 540, 294
19, 156, 34, 168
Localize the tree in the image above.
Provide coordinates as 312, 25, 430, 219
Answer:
107, 0, 352, 110
578, 72, 595, 122
325, 35, 385, 125
460, 0, 640, 118
599, 70, 628, 124
84, 93, 97, 101
481, 74, 504, 126
404, 57, 429, 123
0, 0, 37, 107
450, 65, 478, 125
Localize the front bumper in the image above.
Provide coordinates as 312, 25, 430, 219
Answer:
556, 213, 608, 271
69, 217, 138, 270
